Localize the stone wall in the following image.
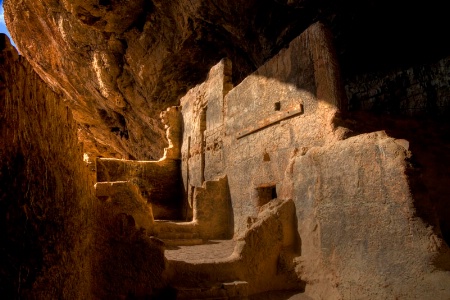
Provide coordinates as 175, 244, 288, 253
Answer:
287, 131, 450, 299
180, 58, 233, 209
96, 158, 184, 220
193, 176, 233, 239
345, 56, 450, 116
176, 22, 450, 299
0, 34, 95, 299
0, 34, 168, 299
222, 23, 344, 234
180, 22, 344, 234
343, 55, 450, 251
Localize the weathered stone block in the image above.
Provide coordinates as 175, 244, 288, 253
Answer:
288, 131, 450, 299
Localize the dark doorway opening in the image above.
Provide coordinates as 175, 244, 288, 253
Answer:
256, 185, 277, 207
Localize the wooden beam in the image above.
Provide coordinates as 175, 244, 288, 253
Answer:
236, 104, 303, 139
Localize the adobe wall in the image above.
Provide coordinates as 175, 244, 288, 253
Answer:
180, 58, 233, 209
222, 23, 345, 234
287, 131, 450, 299
96, 158, 183, 220
180, 22, 344, 234
178, 23, 450, 299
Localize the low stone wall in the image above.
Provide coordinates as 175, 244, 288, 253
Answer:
166, 198, 302, 296
97, 158, 184, 220
193, 176, 233, 239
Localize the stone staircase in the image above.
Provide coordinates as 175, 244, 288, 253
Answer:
93, 158, 305, 299
93, 180, 203, 246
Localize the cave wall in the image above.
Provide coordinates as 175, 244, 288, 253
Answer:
0, 34, 94, 299
2, 0, 316, 160
345, 57, 450, 116
4, 0, 450, 162
0, 34, 168, 299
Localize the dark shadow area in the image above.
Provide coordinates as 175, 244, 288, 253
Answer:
202, 240, 222, 245
224, 176, 235, 239
256, 185, 278, 207
249, 289, 311, 300
322, 0, 450, 79
164, 0, 450, 111
292, 204, 302, 255
0, 153, 43, 299
151, 286, 178, 300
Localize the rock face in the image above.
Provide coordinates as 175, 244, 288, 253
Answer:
4, 0, 450, 161
0, 34, 94, 299
4, 0, 449, 160
0, 34, 167, 299
2, 0, 323, 160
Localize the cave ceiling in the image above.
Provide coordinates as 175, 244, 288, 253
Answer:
4, 0, 449, 159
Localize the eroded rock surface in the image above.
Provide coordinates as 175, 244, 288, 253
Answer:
3, 0, 321, 160
288, 131, 450, 299
0, 34, 94, 299
4, 0, 450, 160
0, 34, 167, 299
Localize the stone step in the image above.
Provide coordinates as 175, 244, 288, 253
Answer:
248, 289, 312, 300
156, 231, 200, 240
154, 220, 197, 233
94, 181, 129, 197
174, 281, 248, 299
162, 238, 204, 246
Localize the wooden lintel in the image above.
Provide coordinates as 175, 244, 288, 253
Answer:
236, 104, 303, 139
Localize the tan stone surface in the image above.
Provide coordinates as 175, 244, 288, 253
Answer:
96, 157, 183, 220
193, 175, 233, 239
95, 181, 154, 231
288, 131, 450, 299
0, 34, 95, 299
165, 239, 236, 262
160, 106, 183, 160
180, 58, 232, 204
180, 23, 345, 235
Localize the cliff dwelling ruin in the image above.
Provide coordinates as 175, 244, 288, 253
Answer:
1, 0, 450, 299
